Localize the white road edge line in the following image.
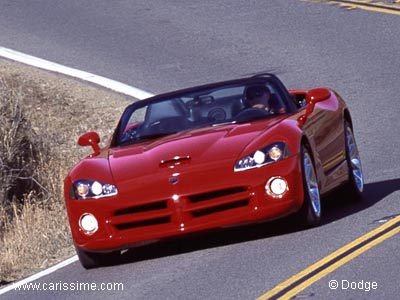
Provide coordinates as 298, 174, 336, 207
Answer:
0, 47, 154, 100
0, 47, 154, 295
0, 256, 79, 295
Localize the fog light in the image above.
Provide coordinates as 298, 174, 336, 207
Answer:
266, 177, 288, 197
79, 213, 98, 235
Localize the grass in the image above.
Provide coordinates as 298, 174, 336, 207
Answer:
0, 59, 131, 284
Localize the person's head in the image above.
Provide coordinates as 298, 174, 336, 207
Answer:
245, 85, 271, 109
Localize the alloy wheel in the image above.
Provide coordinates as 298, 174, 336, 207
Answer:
345, 125, 364, 193
303, 149, 321, 218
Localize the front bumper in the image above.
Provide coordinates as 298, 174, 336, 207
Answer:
65, 154, 304, 252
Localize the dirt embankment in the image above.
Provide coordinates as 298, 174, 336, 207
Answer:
0, 58, 133, 284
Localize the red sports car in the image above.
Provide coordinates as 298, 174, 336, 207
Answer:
64, 73, 364, 268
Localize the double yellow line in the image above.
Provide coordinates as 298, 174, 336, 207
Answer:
305, 0, 400, 16
257, 215, 400, 300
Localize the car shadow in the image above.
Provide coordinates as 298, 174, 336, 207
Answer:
321, 177, 400, 224
105, 178, 400, 268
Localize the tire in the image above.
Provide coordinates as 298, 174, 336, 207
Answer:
343, 121, 364, 200
75, 246, 120, 269
298, 145, 322, 227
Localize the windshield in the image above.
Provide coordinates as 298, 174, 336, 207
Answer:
116, 82, 290, 146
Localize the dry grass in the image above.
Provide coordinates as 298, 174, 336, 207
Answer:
0, 59, 132, 284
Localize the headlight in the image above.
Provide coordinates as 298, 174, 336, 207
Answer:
234, 142, 290, 172
72, 180, 118, 199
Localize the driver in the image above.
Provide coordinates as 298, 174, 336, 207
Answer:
245, 85, 272, 111
245, 85, 286, 114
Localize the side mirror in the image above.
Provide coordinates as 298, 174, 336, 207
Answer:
78, 131, 101, 154
298, 88, 331, 127
306, 88, 331, 104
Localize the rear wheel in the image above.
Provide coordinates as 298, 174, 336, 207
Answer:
75, 246, 120, 269
298, 146, 321, 227
344, 121, 364, 200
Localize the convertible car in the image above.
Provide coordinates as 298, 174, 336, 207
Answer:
64, 73, 364, 268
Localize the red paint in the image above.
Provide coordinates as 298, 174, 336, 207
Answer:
64, 76, 355, 255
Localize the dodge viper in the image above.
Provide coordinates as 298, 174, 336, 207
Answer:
64, 73, 364, 268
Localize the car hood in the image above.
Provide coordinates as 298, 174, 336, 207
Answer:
108, 118, 284, 183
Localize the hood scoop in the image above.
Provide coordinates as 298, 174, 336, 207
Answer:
160, 155, 191, 168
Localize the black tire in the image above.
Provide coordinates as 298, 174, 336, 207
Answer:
297, 145, 322, 227
75, 246, 120, 269
343, 121, 364, 200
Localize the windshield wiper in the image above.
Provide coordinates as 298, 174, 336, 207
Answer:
212, 121, 236, 127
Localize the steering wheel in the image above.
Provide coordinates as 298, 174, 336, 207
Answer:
146, 117, 184, 134
148, 120, 169, 133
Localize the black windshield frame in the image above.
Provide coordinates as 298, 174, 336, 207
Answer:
111, 75, 296, 147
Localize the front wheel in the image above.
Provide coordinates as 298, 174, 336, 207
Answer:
343, 121, 364, 200
297, 146, 322, 227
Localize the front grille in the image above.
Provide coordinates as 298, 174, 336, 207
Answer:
111, 186, 251, 232
191, 199, 249, 217
188, 187, 247, 203
112, 199, 171, 231
114, 216, 171, 230
186, 186, 250, 218
114, 200, 168, 216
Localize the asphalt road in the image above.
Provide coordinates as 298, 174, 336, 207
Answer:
1, 1, 399, 299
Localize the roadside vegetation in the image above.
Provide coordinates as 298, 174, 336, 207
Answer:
0, 59, 129, 284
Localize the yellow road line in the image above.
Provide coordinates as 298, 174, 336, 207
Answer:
257, 215, 400, 300
305, 0, 400, 16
